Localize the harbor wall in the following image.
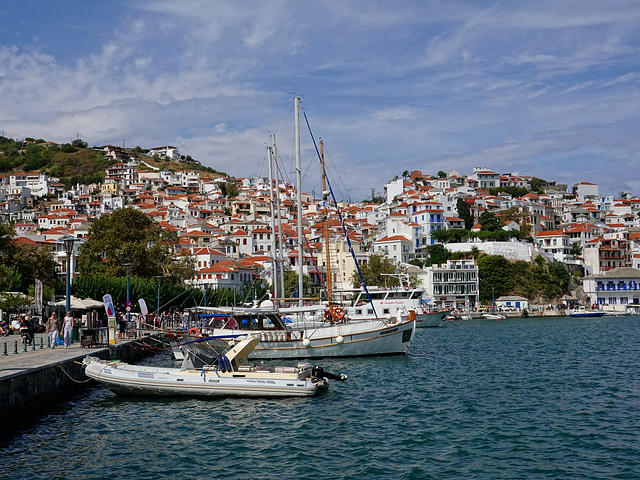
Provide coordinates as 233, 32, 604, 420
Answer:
0, 337, 159, 429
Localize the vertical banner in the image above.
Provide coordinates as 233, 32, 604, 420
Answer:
138, 298, 148, 316
138, 298, 148, 334
35, 279, 43, 314
103, 294, 117, 345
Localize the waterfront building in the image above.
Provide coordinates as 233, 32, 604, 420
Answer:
425, 259, 479, 309
582, 267, 640, 312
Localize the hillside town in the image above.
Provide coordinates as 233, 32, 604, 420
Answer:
2, 142, 640, 314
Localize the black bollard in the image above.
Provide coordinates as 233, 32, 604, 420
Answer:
3, 342, 7, 356
40, 337, 44, 349
32, 339, 36, 351
23, 340, 27, 352
14, 341, 18, 354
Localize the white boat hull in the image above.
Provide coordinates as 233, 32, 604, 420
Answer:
415, 309, 455, 328
83, 358, 324, 397
201, 319, 415, 360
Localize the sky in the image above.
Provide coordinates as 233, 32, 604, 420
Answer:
2, 1, 640, 201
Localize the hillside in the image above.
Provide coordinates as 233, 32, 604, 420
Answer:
0, 137, 227, 188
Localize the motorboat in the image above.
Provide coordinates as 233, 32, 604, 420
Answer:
83, 334, 347, 397
569, 306, 605, 317
344, 284, 454, 328
183, 300, 416, 360
482, 313, 505, 320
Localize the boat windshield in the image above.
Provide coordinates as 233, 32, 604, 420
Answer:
233, 313, 286, 331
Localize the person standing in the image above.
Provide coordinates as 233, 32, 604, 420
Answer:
62, 311, 74, 349
46, 312, 60, 349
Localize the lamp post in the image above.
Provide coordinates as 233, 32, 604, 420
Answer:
123, 263, 133, 327
63, 237, 76, 313
154, 275, 163, 328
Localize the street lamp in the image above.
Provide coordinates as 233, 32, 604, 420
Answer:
63, 237, 76, 313
123, 263, 133, 327
154, 275, 163, 327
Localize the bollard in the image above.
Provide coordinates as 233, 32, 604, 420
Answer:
48, 336, 51, 348
3, 342, 7, 356
14, 341, 18, 354
23, 340, 27, 352
32, 340, 36, 351
40, 337, 44, 349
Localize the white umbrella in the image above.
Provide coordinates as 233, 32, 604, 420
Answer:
49, 296, 104, 310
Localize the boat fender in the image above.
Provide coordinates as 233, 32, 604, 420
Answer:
336, 335, 344, 344
217, 356, 226, 373
223, 356, 232, 372
302, 338, 311, 347
189, 328, 199, 336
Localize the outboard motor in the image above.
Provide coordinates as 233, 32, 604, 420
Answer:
312, 366, 348, 382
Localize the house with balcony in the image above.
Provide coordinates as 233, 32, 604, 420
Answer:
582, 267, 640, 313
149, 146, 180, 161
535, 229, 570, 262
425, 259, 479, 309
373, 234, 413, 264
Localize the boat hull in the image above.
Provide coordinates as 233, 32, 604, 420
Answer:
84, 359, 324, 397
569, 312, 605, 317
200, 319, 415, 360
415, 309, 455, 328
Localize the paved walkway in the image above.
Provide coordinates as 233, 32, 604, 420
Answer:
0, 332, 120, 379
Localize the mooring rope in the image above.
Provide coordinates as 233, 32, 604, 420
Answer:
58, 364, 93, 383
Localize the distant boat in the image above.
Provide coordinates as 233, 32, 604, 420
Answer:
482, 313, 505, 320
569, 307, 604, 317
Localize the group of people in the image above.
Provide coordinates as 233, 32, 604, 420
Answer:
45, 311, 74, 349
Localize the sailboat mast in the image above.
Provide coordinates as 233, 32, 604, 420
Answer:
320, 138, 333, 307
267, 134, 278, 302
273, 141, 286, 302
295, 96, 303, 307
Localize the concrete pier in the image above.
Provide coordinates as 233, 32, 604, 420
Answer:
0, 331, 164, 429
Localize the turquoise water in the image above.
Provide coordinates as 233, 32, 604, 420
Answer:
2, 315, 639, 479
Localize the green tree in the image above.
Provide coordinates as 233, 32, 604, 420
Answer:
424, 244, 450, 266
430, 228, 449, 244
437, 170, 447, 178
477, 254, 515, 303
219, 181, 240, 199
351, 254, 399, 288
456, 198, 474, 230
479, 211, 501, 232
77, 208, 194, 280
283, 270, 313, 298
71, 138, 88, 148
570, 243, 583, 257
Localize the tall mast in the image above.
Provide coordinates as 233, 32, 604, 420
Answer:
275, 150, 285, 302
320, 138, 333, 307
267, 134, 278, 302
295, 96, 303, 307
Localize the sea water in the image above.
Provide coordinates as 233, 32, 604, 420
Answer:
1, 315, 639, 480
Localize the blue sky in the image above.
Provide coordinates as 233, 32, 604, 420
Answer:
1, 1, 640, 201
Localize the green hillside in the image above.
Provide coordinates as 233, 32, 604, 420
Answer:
0, 136, 227, 189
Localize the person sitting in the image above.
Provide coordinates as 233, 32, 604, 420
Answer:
0, 319, 8, 336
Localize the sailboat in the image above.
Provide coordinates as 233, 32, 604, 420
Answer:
184, 97, 415, 359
